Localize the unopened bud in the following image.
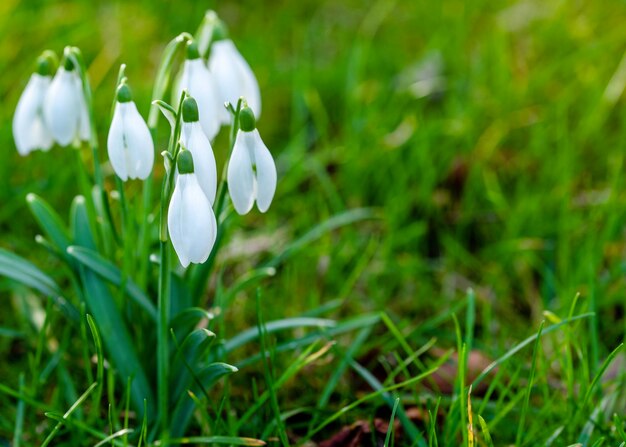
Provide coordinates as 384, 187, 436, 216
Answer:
177, 149, 195, 174
239, 106, 256, 132
116, 83, 132, 103
182, 97, 199, 123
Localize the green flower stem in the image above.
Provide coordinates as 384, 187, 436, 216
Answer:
137, 32, 191, 291
156, 91, 187, 446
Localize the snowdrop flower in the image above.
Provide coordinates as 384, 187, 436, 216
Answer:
174, 41, 221, 140
205, 13, 261, 124
43, 57, 90, 146
227, 105, 276, 214
180, 96, 217, 203
168, 150, 217, 268
107, 83, 154, 181
13, 55, 54, 156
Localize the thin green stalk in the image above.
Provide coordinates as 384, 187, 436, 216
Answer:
157, 239, 170, 445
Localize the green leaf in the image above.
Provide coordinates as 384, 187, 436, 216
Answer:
66, 245, 157, 321
169, 362, 238, 438
223, 317, 336, 353
0, 248, 79, 321
156, 436, 265, 446
26, 193, 73, 265
70, 196, 155, 420
170, 307, 214, 342
263, 207, 377, 268
171, 328, 217, 399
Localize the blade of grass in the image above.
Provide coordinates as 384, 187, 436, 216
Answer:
515, 321, 544, 447
41, 382, 98, 447
384, 398, 400, 447
67, 245, 157, 321
472, 313, 594, 388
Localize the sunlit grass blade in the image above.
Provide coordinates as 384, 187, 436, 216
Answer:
263, 207, 377, 268
516, 321, 544, 447
477, 415, 494, 447
93, 429, 134, 447
41, 381, 98, 447
472, 313, 594, 388
224, 317, 336, 352
384, 397, 400, 447
156, 436, 266, 446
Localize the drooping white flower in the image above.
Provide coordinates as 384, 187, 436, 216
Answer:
107, 83, 154, 181
13, 64, 54, 156
180, 96, 217, 203
43, 58, 91, 146
174, 41, 221, 140
209, 39, 261, 125
227, 106, 276, 214
197, 11, 261, 124
168, 150, 217, 268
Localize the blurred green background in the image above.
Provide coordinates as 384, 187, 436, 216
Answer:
2, 0, 626, 443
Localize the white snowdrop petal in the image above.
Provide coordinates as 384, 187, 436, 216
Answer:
31, 117, 54, 153
250, 130, 276, 213
227, 130, 255, 215
74, 72, 91, 141
208, 40, 241, 124
123, 102, 154, 180
180, 175, 216, 264
183, 122, 217, 204
13, 74, 52, 155
167, 176, 189, 267
178, 60, 221, 140
106, 102, 128, 181
44, 68, 80, 146
231, 44, 262, 118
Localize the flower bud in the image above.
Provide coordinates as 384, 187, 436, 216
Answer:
182, 97, 199, 123
116, 83, 133, 103
177, 149, 195, 174
238, 106, 256, 132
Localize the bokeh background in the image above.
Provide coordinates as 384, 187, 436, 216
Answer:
2, 0, 626, 443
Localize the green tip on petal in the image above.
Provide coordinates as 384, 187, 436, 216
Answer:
177, 150, 195, 174
116, 83, 133, 103
212, 19, 229, 42
186, 41, 201, 60
239, 106, 256, 132
182, 97, 199, 123
36, 56, 52, 76
63, 56, 74, 71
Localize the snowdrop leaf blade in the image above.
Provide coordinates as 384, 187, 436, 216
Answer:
154, 99, 177, 130
227, 131, 255, 215
251, 130, 276, 213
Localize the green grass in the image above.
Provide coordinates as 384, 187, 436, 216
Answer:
1, 0, 626, 445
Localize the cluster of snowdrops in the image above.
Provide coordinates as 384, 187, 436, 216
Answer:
12, 11, 277, 268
